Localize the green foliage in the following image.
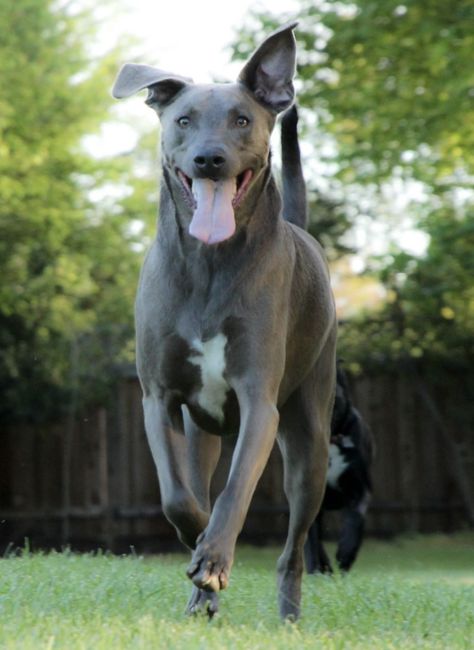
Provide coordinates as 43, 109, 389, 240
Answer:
0, 0, 156, 422
307, 192, 354, 260
232, 1, 474, 369
1, 536, 473, 648
338, 200, 474, 371
309, 0, 474, 184
234, 0, 474, 184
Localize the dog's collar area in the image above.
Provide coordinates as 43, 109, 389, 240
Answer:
176, 168, 253, 209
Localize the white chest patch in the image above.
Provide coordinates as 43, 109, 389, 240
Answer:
326, 444, 349, 488
189, 333, 229, 424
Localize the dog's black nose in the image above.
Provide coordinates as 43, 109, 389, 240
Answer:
193, 152, 226, 177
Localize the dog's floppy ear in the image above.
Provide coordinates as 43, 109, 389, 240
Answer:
238, 22, 297, 114
112, 63, 192, 110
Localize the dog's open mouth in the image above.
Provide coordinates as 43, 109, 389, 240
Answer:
176, 169, 253, 246
177, 169, 253, 209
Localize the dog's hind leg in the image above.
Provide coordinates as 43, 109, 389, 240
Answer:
277, 396, 330, 620
276, 337, 336, 620
183, 406, 222, 519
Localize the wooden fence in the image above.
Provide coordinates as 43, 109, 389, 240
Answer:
1, 365, 473, 553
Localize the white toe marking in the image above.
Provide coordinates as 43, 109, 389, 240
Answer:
189, 333, 229, 424
326, 444, 349, 488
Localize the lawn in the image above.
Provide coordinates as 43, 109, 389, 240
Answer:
1, 534, 473, 649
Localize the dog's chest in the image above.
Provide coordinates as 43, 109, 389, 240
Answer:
188, 334, 230, 423
160, 331, 231, 427
326, 443, 350, 488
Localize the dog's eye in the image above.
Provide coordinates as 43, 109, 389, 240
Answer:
236, 116, 250, 128
177, 116, 190, 128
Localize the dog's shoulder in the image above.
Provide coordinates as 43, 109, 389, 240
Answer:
286, 221, 326, 255
285, 221, 330, 279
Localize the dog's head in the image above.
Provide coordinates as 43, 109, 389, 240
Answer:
112, 23, 297, 245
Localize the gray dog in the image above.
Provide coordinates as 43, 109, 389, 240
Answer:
112, 23, 337, 621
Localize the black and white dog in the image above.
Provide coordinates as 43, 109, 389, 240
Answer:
304, 364, 374, 573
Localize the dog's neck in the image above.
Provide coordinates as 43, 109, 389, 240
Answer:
157, 163, 283, 269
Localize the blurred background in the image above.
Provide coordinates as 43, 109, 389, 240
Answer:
1, 0, 473, 552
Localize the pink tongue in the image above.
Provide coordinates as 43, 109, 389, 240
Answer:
189, 178, 236, 245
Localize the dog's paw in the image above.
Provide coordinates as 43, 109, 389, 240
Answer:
277, 555, 303, 622
312, 559, 334, 575
185, 586, 219, 619
277, 571, 302, 622
186, 540, 231, 592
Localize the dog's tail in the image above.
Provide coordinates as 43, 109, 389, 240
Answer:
280, 104, 308, 230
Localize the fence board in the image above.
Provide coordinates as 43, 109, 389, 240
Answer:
1, 365, 472, 552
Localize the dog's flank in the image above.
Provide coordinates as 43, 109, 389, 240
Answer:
113, 22, 337, 622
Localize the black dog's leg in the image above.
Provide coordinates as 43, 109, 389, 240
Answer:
336, 493, 370, 571
304, 517, 319, 574
304, 514, 333, 574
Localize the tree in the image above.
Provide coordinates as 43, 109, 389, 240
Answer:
338, 202, 474, 369
233, 0, 474, 184
232, 1, 474, 369
0, 0, 156, 423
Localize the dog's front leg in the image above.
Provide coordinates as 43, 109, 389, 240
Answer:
143, 394, 211, 549
187, 391, 279, 593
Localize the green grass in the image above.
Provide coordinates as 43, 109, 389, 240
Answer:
1, 534, 473, 649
